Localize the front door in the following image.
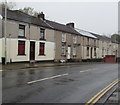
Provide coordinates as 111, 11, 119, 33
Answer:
67, 47, 71, 59
91, 48, 92, 58
30, 42, 35, 60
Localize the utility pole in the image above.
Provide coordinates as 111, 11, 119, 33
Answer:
4, 0, 7, 64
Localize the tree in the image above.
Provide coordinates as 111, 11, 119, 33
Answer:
0, 2, 16, 10
111, 34, 120, 43
19, 7, 40, 17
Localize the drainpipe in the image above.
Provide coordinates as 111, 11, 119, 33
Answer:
4, 0, 7, 64
29, 24, 30, 62
9, 34, 11, 62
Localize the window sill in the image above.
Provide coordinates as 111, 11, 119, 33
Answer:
73, 42, 77, 44
38, 54, 46, 56
61, 55, 66, 57
74, 43, 81, 46
18, 36, 26, 39
73, 55, 77, 57
39, 39, 46, 41
17, 54, 26, 56
62, 42, 66, 44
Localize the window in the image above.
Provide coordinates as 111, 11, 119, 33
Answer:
94, 48, 96, 56
39, 42, 45, 55
73, 46, 76, 55
62, 33, 66, 42
19, 24, 25, 37
73, 36, 77, 43
94, 40, 96, 46
18, 41, 25, 55
83, 37, 85, 45
102, 48, 104, 57
87, 47, 89, 56
40, 28, 45, 40
107, 48, 109, 55
61, 45, 66, 55
87, 38, 89, 45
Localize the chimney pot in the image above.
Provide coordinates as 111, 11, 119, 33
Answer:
38, 12, 45, 20
66, 22, 74, 28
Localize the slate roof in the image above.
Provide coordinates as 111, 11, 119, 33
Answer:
91, 33, 120, 43
2, 9, 119, 43
2, 9, 52, 29
2, 9, 81, 35
75, 28, 97, 39
46, 20, 80, 35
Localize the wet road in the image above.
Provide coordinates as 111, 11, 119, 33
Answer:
2, 63, 118, 103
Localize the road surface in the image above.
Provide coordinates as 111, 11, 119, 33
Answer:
2, 63, 119, 104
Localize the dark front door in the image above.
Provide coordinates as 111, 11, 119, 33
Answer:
30, 42, 35, 60
91, 48, 92, 58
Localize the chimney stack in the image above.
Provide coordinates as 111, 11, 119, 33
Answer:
66, 22, 74, 28
38, 12, 45, 20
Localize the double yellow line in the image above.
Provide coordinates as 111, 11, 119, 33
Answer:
85, 79, 120, 105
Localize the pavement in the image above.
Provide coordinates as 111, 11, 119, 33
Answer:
2, 63, 119, 104
104, 83, 120, 105
2, 62, 104, 70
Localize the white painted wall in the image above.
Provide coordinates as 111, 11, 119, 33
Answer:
4, 38, 55, 62
82, 45, 99, 59
6, 38, 29, 62
35, 41, 55, 61
97, 40, 102, 58
0, 39, 2, 63
81, 46, 86, 59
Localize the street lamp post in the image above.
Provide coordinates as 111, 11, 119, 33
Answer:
4, 0, 7, 64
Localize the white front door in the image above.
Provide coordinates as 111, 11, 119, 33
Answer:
67, 47, 71, 59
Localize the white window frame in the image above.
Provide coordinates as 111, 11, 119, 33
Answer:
61, 45, 66, 55
73, 46, 76, 56
102, 48, 104, 57
73, 36, 77, 43
19, 24, 25, 37
62, 33, 66, 42
40, 28, 45, 40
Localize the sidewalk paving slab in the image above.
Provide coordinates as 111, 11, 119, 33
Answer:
1, 62, 104, 70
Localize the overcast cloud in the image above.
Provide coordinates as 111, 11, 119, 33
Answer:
1, 1, 118, 35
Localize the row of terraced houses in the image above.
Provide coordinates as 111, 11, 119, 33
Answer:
0, 9, 119, 63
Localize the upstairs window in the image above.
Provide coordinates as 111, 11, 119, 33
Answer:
39, 42, 45, 55
62, 33, 66, 42
19, 24, 25, 37
18, 41, 25, 55
73, 36, 77, 43
94, 40, 96, 45
40, 28, 45, 40
73, 46, 76, 55
87, 38, 89, 45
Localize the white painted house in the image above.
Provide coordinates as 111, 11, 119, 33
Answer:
1, 9, 55, 63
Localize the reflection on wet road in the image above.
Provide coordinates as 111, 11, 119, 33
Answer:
2, 63, 118, 103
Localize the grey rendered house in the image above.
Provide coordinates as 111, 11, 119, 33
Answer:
1, 9, 119, 63
46, 20, 82, 62
75, 29, 99, 61
1, 9, 83, 63
91, 33, 119, 59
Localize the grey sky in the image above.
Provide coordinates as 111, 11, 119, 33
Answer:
12, 2, 118, 35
